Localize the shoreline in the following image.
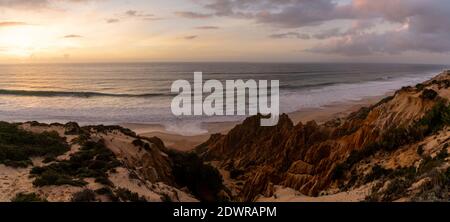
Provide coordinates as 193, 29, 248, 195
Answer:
124, 93, 390, 151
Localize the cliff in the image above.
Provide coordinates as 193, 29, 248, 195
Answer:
197, 71, 450, 201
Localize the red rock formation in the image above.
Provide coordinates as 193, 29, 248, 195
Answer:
197, 71, 450, 201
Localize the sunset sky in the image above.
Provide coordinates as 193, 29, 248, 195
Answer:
0, 0, 449, 64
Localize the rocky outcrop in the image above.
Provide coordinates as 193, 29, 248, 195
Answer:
197, 71, 450, 201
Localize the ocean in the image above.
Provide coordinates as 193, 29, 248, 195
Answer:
0, 62, 447, 135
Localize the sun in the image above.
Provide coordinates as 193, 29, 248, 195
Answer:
0, 27, 43, 57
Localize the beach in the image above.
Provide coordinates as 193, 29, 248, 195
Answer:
127, 94, 386, 151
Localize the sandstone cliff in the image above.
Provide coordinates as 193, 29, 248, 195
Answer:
197, 71, 450, 202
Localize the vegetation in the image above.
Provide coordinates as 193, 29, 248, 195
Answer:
421, 89, 438, 100
95, 187, 119, 202
333, 100, 450, 180
132, 139, 151, 151
82, 125, 136, 137
168, 151, 224, 202
415, 83, 426, 91
31, 139, 120, 187
0, 122, 69, 167
11, 192, 47, 202
114, 188, 147, 202
417, 145, 425, 156
365, 148, 449, 201
71, 189, 97, 202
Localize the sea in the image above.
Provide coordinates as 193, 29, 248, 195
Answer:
0, 62, 447, 135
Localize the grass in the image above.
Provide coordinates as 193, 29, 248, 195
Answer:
0, 122, 70, 168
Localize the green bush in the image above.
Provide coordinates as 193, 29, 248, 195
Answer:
416, 83, 425, 91
31, 139, 120, 187
0, 122, 69, 167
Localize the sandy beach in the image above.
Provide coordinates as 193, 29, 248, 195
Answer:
123, 94, 388, 151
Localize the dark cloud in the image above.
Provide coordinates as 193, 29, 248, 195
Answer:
175, 11, 213, 19
269, 32, 310, 40
313, 28, 343, 40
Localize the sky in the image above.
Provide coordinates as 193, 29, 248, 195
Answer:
0, 0, 449, 64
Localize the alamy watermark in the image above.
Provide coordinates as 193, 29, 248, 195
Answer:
171, 72, 280, 126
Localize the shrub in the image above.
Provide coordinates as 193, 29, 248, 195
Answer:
31, 139, 120, 187
95, 177, 114, 187
381, 178, 412, 201
421, 89, 438, 100
32, 169, 87, 187
416, 83, 425, 91
71, 189, 97, 202
363, 165, 393, 183
169, 151, 224, 202
0, 122, 69, 167
333, 101, 450, 181
415, 100, 450, 135
132, 139, 144, 147
95, 187, 119, 202
160, 193, 172, 202
114, 188, 146, 202
11, 192, 47, 202
417, 145, 425, 156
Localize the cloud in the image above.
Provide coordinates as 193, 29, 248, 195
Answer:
189, 0, 450, 55
308, 0, 450, 55
0, 21, 29, 27
175, 11, 213, 19
106, 18, 120, 23
184, 35, 198, 40
0, 0, 48, 9
106, 10, 162, 24
195, 26, 220, 30
269, 32, 310, 40
313, 28, 343, 40
0, 0, 97, 10
125, 10, 154, 18
63, 34, 82, 38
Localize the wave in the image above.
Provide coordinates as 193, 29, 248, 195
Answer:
0, 89, 167, 98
